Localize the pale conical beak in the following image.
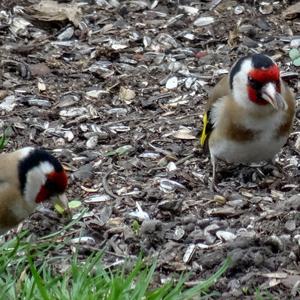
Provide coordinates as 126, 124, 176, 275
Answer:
261, 83, 287, 111
54, 193, 70, 214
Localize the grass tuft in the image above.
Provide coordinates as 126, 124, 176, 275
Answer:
0, 233, 230, 299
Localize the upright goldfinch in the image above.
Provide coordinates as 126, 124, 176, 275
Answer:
0, 147, 69, 234
200, 54, 295, 188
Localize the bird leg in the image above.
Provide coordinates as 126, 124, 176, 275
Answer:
209, 153, 220, 193
211, 153, 216, 184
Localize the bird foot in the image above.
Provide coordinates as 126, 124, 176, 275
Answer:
209, 179, 221, 193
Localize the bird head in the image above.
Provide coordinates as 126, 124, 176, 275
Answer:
18, 147, 69, 211
229, 54, 287, 112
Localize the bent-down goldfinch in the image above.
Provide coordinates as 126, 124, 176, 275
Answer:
0, 147, 69, 235
200, 54, 295, 187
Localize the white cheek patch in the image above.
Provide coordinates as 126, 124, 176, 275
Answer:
24, 161, 54, 204
231, 59, 278, 115
39, 161, 55, 175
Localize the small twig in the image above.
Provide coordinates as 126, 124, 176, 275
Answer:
104, 250, 129, 259
146, 153, 196, 175
39, 208, 88, 240
175, 153, 195, 166
149, 140, 177, 160
102, 116, 152, 127
209, 0, 224, 10
102, 168, 120, 200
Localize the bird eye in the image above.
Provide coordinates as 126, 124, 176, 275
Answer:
248, 76, 255, 84
248, 76, 262, 89
44, 179, 57, 196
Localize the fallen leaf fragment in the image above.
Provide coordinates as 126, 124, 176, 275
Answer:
25, 0, 82, 26
283, 2, 300, 19
119, 87, 136, 104
172, 128, 196, 140
68, 200, 82, 209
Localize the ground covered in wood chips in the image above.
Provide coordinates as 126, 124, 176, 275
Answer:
0, 0, 300, 298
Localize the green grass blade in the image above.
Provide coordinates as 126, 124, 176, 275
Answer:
39, 208, 88, 240
129, 261, 157, 300
178, 256, 232, 299
27, 255, 50, 300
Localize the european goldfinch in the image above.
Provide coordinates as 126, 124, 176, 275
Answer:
200, 54, 295, 188
0, 147, 69, 235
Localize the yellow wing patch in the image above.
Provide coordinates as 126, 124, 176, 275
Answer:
200, 112, 208, 146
